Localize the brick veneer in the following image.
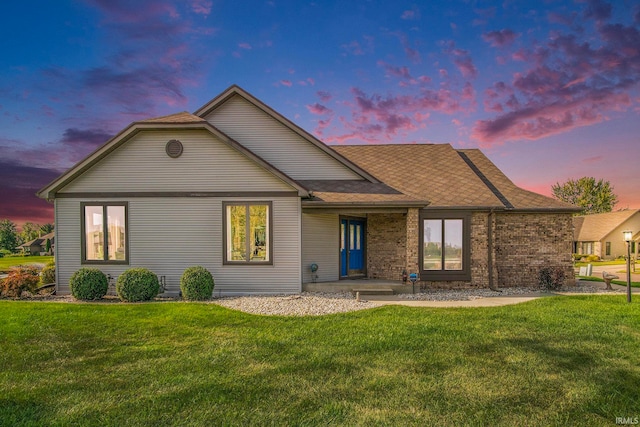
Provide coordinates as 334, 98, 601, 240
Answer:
366, 210, 575, 289
366, 213, 407, 281
494, 212, 575, 287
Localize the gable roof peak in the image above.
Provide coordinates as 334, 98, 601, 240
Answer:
139, 111, 205, 124
194, 84, 381, 183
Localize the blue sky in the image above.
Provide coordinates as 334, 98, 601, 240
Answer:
1, 0, 639, 226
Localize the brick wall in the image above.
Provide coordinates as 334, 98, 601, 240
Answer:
494, 212, 575, 287
366, 213, 407, 281
366, 210, 575, 289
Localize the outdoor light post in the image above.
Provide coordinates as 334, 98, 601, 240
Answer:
623, 231, 633, 303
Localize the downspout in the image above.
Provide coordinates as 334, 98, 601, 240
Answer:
488, 209, 499, 292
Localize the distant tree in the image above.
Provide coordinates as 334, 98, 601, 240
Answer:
20, 222, 41, 243
40, 223, 54, 234
552, 177, 618, 215
0, 219, 19, 252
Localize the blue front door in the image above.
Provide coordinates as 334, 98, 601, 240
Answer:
340, 218, 365, 277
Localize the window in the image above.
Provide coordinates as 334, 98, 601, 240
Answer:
582, 242, 593, 255
419, 211, 470, 281
605, 242, 611, 256
81, 203, 128, 264
224, 202, 272, 264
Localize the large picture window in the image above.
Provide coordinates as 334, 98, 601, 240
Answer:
224, 202, 272, 264
419, 211, 470, 281
81, 203, 128, 264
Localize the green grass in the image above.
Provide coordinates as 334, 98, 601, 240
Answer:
575, 260, 638, 267
0, 256, 53, 273
578, 275, 640, 288
1, 297, 639, 426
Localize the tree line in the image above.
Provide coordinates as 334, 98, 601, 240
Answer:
0, 220, 54, 253
552, 176, 619, 216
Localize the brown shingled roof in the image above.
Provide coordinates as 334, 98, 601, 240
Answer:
333, 144, 579, 211
139, 111, 206, 124
573, 210, 640, 241
457, 149, 578, 211
299, 180, 427, 206
333, 144, 504, 208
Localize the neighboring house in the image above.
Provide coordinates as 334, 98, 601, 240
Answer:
16, 232, 55, 255
573, 210, 640, 260
38, 85, 579, 296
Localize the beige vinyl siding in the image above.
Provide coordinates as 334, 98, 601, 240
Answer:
55, 197, 301, 295
301, 213, 339, 283
59, 130, 293, 193
602, 214, 640, 259
205, 95, 363, 180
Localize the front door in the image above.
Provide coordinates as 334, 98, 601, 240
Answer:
340, 218, 365, 277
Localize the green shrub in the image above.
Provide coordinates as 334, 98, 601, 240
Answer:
116, 268, 159, 302
585, 254, 600, 262
0, 249, 12, 258
538, 266, 566, 291
70, 268, 108, 300
0, 265, 40, 297
180, 266, 215, 301
40, 261, 56, 286
572, 253, 583, 262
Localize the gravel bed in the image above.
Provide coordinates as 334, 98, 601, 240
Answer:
399, 280, 621, 301
5, 280, 625, 316
212, 292, 370, 316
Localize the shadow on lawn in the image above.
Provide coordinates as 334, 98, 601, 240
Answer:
0, 398, 48, 425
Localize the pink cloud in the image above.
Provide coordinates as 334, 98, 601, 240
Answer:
442, 41, 477, 79
583, 0, 612, 22
320, 83, 476, 144
472, 92, 631, 146
547, 11, 576, 26
453, 53, 477, 79
315, 92, 331, 103
392, 32, 421, 63
280, 80, 292, 87
377, 60, 412, 80
341, 36, 373, 56
306, 103, 331, 115
190, 0, 212, 15
482, 29, 519, 47
238, 42, 252, 50
473, 17, 640, 145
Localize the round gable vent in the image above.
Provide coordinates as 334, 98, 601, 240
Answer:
165, 139, 183, 158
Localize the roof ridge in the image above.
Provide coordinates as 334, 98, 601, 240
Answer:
457, 151, 514, 209
139, 111, 205, 123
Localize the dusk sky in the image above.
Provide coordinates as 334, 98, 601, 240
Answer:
1, 0, 639, 228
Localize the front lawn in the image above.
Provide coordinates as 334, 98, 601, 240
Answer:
0, 255, 53, 273
578, 275, 640, 288
575, 259, 639, 267
1, 297, 638, 426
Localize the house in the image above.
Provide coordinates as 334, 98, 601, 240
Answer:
573, 210, 640, 260
16, 232, 55, 255
37, 85, 579, 296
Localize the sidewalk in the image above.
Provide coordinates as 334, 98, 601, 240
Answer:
364, 293, 550, 308
585, 264, 640, 282
362, 281, 639, 308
